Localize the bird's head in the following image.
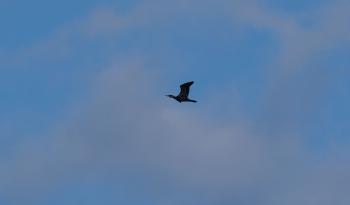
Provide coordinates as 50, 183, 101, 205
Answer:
166, 95, 176, 99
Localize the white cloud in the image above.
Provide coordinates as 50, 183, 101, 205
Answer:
1, 0, 349, 204
1, 59, 349, 205
0, 62, 266, 203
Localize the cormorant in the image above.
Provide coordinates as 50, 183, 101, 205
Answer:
166, 81, 197, 103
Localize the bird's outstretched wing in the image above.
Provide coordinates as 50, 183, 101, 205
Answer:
178, 81, 194, 98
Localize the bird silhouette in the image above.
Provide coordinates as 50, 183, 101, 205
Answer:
166, 81, 197, 103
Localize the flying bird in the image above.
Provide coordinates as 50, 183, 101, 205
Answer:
166, 81, 197, 103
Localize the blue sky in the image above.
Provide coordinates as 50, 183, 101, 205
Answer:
1, 0, 349, 205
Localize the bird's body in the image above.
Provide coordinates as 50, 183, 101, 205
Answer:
166, 81, 197, 103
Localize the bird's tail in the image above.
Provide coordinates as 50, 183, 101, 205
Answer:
188, 99, 197, 103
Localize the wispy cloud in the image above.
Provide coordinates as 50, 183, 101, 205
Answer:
1, 61, 349, 205
1, 0, 349, 204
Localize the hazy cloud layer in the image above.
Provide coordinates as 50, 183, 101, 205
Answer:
1, 0, 349, 204
1, 62, 349, 204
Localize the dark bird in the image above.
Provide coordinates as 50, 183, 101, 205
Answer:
166, 81, 197, 103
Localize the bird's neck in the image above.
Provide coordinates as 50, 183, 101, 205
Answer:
169, 95, 181, 102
